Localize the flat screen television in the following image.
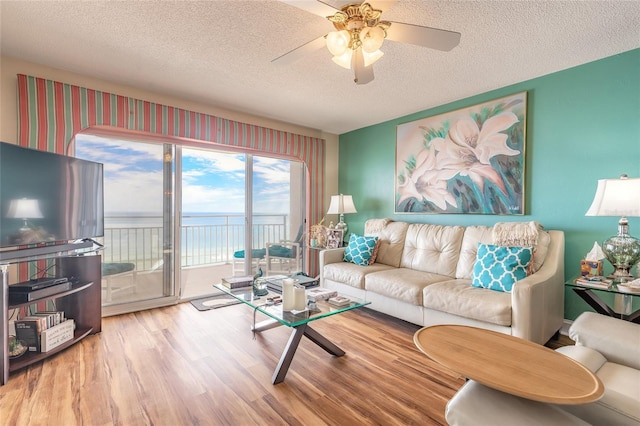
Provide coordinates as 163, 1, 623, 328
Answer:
0, 142, 104, 252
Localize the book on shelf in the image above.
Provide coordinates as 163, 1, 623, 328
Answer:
15, 318, 43, 352
327, 296, 351, 307
574, 276, 612, 289
37, 311, 66, 326
221, 275, 253, 289
14, 311, 70, 352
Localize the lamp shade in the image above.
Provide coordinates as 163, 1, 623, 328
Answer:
7, 198, 43, 219
585, 176, 640, 217
327, 194, 357, 215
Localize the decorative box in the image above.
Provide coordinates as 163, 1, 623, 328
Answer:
41, 319, 75, 353
580, 260, 603, 277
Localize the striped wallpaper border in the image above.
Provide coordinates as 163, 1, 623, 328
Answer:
17, 74, 325, 274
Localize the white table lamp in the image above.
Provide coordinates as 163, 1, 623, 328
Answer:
586, 175, 640, 280
327, 194, 357, 235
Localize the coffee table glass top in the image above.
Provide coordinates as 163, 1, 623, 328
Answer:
214, 284, 369, 327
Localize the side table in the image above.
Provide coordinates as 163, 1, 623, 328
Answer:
566, 279, 640, 323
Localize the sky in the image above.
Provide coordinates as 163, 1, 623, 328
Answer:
75, 133, 295, 216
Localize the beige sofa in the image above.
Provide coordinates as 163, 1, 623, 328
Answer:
445, 312, 640, 425
319, 218, 565, 344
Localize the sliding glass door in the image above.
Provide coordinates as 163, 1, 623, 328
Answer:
179, 147, 247, 299
76, 132, 307, 310
75, 133, 175, 315
180, 148, 306, 299
252, 156, 305, 279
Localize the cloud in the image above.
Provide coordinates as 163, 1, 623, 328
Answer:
75, 134, 295, 216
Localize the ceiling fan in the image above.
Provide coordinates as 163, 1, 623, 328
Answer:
273, 0, 461, 85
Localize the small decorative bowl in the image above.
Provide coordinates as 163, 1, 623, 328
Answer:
8, 336, 28, 359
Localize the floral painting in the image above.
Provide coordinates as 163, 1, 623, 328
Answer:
395, 92, 526, 215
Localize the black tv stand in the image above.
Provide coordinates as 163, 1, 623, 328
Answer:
1, 249, 101, 385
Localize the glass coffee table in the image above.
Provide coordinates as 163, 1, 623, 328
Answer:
214, 284, 370, 384
566, 279, 640, 323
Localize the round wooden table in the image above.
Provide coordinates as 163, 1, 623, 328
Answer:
414, 325, 604, 404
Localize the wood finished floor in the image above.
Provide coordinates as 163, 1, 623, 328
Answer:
1, 302, 467, 425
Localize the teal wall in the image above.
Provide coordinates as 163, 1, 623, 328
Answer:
338, 48, 640, 321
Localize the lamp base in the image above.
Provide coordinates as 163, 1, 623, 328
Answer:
334, 220, 348, 236
602, 232, 640, 281
334, 213, 348, 237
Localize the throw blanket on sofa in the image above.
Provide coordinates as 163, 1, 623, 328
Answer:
492, 221, 543, 247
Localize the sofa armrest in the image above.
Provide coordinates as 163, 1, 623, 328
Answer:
510, 230, 565, 344
319, 248, 346, 285
569, 312, 640, 370
446, 380, 590, 426
319, 247, 346, 266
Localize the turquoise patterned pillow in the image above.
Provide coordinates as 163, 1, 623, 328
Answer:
472, 243, 533, 292
343, 234, 379, 266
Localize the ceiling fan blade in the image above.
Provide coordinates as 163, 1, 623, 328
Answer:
352, 49, 374, 85
373, 1, 399, 12
278, 0, 340, 17
272, 35, 327, 65
386, 21, 461, 51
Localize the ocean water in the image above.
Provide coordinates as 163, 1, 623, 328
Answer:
102, 212, 290, 269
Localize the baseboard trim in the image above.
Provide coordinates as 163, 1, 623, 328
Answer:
560, 319, 573, 336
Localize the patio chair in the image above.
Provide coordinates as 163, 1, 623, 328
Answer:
101, 262, 137, 302
232, 248, 267, 276
232, 225, 304, 276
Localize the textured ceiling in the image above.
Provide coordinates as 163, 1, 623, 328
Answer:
1, 1, 639, 135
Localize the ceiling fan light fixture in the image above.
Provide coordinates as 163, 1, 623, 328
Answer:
326, 30, 351, 56
360, 25, 385, 53
332, 49, 353, 69
362, 48, 383, 67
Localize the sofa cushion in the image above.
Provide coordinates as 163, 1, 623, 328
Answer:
343, 233, 379, 266
400, 223, 465, 276
472, 243, 534, 292
424, 279, 512, 326
323, 261, 394, 289
363, 219, 409, 267
456, 226, 494, 279
365, 268, 450, 306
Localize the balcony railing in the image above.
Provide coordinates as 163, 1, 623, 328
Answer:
101, 214, 290, 271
